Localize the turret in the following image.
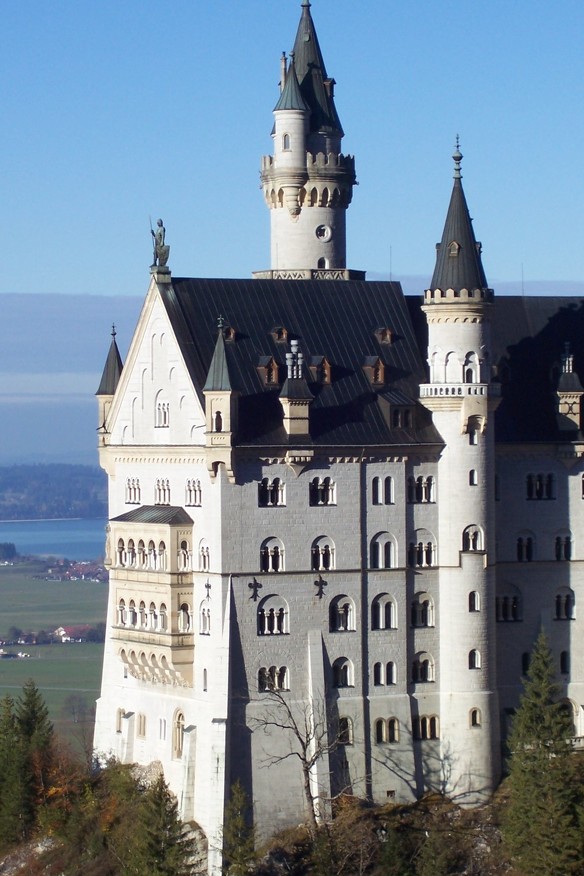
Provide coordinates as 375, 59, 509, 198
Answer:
255, 1, 362, 280
556, 343, 584, 432
279, 339, 313, 436
420, 144, 500, 802
203, 319, 237, 482
96, 325, 123, 446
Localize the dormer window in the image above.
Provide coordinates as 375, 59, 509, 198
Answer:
257, 356, 280, 387
309, 356, 331, 385
448, 241, 460, 257
374, 327, 394, 345
363, 357, 385, 386
392, 408, 412, 429
271, 325, 288, 343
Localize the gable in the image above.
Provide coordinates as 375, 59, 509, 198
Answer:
107, 281, 205, 447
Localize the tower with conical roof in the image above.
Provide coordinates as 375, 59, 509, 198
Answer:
96, 325, 123, 446
256, 1, 361, 279
420, 144, 501, 801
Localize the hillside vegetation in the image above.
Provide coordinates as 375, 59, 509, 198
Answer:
0, 465, 106, 520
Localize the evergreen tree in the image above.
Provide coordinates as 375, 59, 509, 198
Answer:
222, 781, 256, 876
130, 774, 196, 875
503, 629, 582, 875
15, 679, 54, 816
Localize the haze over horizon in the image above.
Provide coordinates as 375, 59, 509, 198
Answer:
2, 0, 584, 463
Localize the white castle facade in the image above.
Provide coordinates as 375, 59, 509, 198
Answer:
93, 4, 584, 873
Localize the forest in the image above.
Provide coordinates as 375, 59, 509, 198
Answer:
2, 633, 584, 875
0, 464, 106, 520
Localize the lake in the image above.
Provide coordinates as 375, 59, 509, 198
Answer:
0, 518, 107, 561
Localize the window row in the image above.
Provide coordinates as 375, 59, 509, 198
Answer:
116, 708, 186, 758
124, 477, 203, 506
114, 538, 210, 572
407, 476, 435, 504
255, 590, 484, 637
522, 651, 571, 676
116, 598, 210, 634
496, 589, 575, 622
258, 477, 338, 508
515, 533, 572, 561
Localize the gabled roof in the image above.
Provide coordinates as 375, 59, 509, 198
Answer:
430, 147, 489, 293
274, 58, 309, 113
96, 328, 123, 396
158, 277, 440, 448
111, 505, 194, 525
291, 1, 343, 137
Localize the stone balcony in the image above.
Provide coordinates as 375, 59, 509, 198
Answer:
419, 383, 501, 399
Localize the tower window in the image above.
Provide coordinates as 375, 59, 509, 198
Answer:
282, 133, 291, 150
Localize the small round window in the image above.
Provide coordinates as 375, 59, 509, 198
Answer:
315, 225, 332, 241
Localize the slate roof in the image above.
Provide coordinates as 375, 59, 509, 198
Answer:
111, 506, 194, 525
430, 158, 489, 293
96, 331, 123, 396
291, 1, 343, 137
203, 329, 233, 392
159, 278, 440, 448
274, 59, 309, 113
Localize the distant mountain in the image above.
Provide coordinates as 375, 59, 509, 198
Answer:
0, 464, 107, 520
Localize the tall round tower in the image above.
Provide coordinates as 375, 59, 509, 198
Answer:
254, 1, 362, 280
420, 145, 501, 802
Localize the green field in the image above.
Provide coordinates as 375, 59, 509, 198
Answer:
0, 561, 108, 746
0, 560, 108, 637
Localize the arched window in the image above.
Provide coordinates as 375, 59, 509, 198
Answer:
387, 718, 399, 743
158, 541, 167, 571
148, 540, 157, 570
468, 649, 481, 670
258, 665, 289, 692
408, 530, 436, 568
159, 603, 167, 631
370, 532, 396, 569
517, 533, 535, 562
179, 602, 192, 632
408, 476, 435, 503
372, 477, 381, 505
371, 593, 397, 630
260, 537, 285, 573
373, 662, 383, 685
468, 591, 480, 612
329, 595, 356, 632
463, 352, 479, 383
496, 587, 522, 622
338, 717, 353, 745
469, 469, 478, 486
149, 602, 157, 630
199, 601, 211, 635
555, 533, 572, 561
118, 599, 126, 626
332, 657, 353, 688
214, 411, 223, 432
413, 715, 439, 740
258, 477, 286, 507
411, 593, 434, 628
309, 476, 336, 506
137, 540, 146, 568
386, 661, 396, 685
173, 712, 185, 758
555, 588, 575, 620
412, 652, 434, 683
199, 540, 210, 571
139, 601, 147, 628
117, 538, 125, 567
257, 595, 289, 635
374, 718, 386, 744
282, 132, 291, 150
311, 536, 335, 571
127, 539, 136, 567
470, 708, 482, 728
462, 525, 483, 552
128, 600, 137, 627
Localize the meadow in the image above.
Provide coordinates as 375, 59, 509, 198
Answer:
0, 560, 108, 745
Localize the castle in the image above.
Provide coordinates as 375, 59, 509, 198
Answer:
93, 3, 584, 872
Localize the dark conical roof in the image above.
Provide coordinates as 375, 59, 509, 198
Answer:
430, 146, 489, 292
96, 327, 123, 396
274, 56, 309, 112
292, 1, 343, 136
203, 323, 233, 392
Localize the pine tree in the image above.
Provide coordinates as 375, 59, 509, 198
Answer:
130, 774, 196, 875
503, 629, 582, 875
15, 679, 54, 820
222, 781, 256, 876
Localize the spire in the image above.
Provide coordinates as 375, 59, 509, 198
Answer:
203, 318, 233, 391
292, 0, 343, 136
430, 142, 489, 293
96, 324, 123, 396
274, 53, 309, 112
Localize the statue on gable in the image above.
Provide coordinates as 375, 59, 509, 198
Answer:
151, 218, 170, 267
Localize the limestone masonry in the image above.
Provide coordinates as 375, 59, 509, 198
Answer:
93, 4, 584, 873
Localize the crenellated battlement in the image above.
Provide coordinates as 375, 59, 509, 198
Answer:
424, 287, 494, 304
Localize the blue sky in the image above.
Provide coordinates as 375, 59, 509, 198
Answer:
2, 0, 584, 299
2, 1, 584, 465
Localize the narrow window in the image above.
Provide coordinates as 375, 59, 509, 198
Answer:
469, 469, 478, 486
470, 708, 481, 728
560, 651, 570, 674
468, 591, 480, 612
